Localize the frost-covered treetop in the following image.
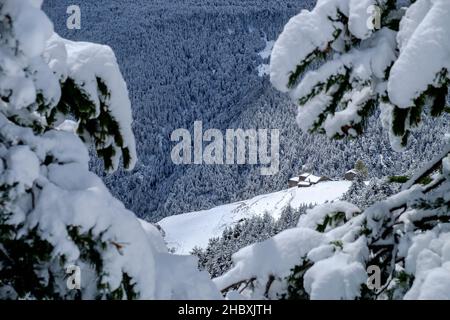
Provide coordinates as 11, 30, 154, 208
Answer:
270, 0, 450, 151
0, 0, 136, 171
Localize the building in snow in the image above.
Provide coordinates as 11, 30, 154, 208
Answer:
298, 181, 312, 188
289, 173, 331, 188
288, 177, 300, 188
345, 169, 358, 181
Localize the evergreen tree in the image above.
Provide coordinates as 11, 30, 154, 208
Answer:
340, 177, 367, 206
342, 177, 398, 210
216, 0, 450, 300
193, 207, 307, 278
0, 0, 221, 300
270, 0, 450, 299
354, 159, 369, 179
270, 0, 450, 151
0, 0, 147, 299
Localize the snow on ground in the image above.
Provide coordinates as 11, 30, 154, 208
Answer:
258, 39, 275, 59
158, 181, 351, 254
257, 64, 270, 77
257, 39, 274, 77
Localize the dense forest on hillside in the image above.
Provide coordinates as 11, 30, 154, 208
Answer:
44, 0, 449, 221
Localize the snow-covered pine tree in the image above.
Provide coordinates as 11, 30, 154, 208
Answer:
215, 0, 450, 300
268, 0, 450, 299
270, 0, 450, 151
354, 159, 369, 178
341, 159, 373, 207
0, 0, 219, 300
341, 177, 398, 210
0, 0, 146, 299
193, 208, 307, 279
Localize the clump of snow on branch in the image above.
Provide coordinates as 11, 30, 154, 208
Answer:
270, 0, 450, 150
388, 0, 450, 109
45, 35, 137, 171
214, 228, 326, 294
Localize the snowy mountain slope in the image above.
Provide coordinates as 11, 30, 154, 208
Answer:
158, 181, 351, 254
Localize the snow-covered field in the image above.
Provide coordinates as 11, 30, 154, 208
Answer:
158, 181, 351, 254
